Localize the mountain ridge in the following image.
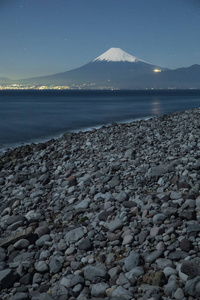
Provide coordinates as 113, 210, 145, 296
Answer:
1, 48, 200, 89
15, 48, 168, 88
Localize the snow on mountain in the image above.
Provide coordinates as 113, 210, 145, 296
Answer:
93, 47, 143, 63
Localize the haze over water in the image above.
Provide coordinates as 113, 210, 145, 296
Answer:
1, 90, 200, 149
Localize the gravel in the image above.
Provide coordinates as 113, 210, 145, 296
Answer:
1, 108, 200, 299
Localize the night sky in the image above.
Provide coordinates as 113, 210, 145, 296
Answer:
0, 0, 200, 79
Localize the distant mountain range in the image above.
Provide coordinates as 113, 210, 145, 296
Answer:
1, 48, 200, 89
0, 77, 12, 84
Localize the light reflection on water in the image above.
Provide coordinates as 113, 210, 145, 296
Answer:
151, 98, 161, 115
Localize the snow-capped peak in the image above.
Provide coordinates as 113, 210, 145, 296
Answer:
93, 47, 142, 63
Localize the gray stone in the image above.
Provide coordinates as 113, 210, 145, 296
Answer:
108, 177, 120, 188
196, 196, 200, 208
185, 276, 200, 296
71, 261, 80, 270
174, 288, 185, 300
7, 220, 24, 231
111, 162, 120, 171
57, 240, 67, 251
6, 215, 24, 226
73, 283, 82, 293
170, 191, 182, 200
122, 235, 133, 245
106, 253, 116, 264
122, 201, 136, 208
108, 266, 120, 278
25, 210, 41, 222
180, 238, 192, 251
34, 261, 49, 273
156, 241, 165, 251
30, 190, 44, 198
145, 250, 163, 264
8, 292, 30, 300
181, 258, 200, 278
187, 223, 200, 234
64, 227, 84, 244
35, 234, 51, 247
75, 200, 89, 210
0, 249, 6, 262
115, 191, 129, 202
91, 282, 109, 297
138, 283, 161, 294
195, 281, 200, 296
168, 251, 187, 260
151, 164, 169, 177
0, 269, 19, 289
19, 273, 32, 285
83, 265, 107, 281
138, 230, 149, 244
125, 266, 144, 284
112, 286, 133, 300
125, 148, 134, 157
40, 250, 50, 259
124, 251, 140, 272
13, 252, 35, 263
13, 239, 30, 249
106, 219, 124, 232
164, 275, 178, 296
60, 274, 84, 288
150, 226, 160, 237
189, 183, 200, 197
51, 283, 69, 298
39, 294, 54, 300
98, 211, 112, 221
94, 192, 108, 201
49, 258, 63, 274
0, 178, 5, 185
0, 227, 33, 248
116, 272, 130, 286
152, 214, 166, 225
34, 226, 50, 237
77, 237, 92, 250
65, 246, 75, 255
156, 258, 172, 269
32, 272, 42, 284
178, 263, 189, 283
163, 267, 177, 277
77, 295, 88, 300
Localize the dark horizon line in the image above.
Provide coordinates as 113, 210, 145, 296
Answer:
1, 88, 200, 93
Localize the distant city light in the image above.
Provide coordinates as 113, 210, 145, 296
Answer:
154, 69, 162, 73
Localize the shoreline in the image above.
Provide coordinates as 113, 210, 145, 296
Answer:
0, 115, 152, 155
1, 88, 200, 154
1, 107, 200, 299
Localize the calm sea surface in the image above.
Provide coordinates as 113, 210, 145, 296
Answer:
1, 90, 200, 149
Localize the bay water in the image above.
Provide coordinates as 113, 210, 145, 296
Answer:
0, 89, 200, 150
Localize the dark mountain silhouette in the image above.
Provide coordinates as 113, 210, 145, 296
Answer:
17, 48, 168, 88
3, 48, 200, 89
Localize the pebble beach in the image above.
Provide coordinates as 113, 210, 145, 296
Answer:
1, 108, 200, 300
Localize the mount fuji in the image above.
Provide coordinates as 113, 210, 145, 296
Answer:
17, 47, 200, 89
19, 48, 168, 88
93, 47, 144, 63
